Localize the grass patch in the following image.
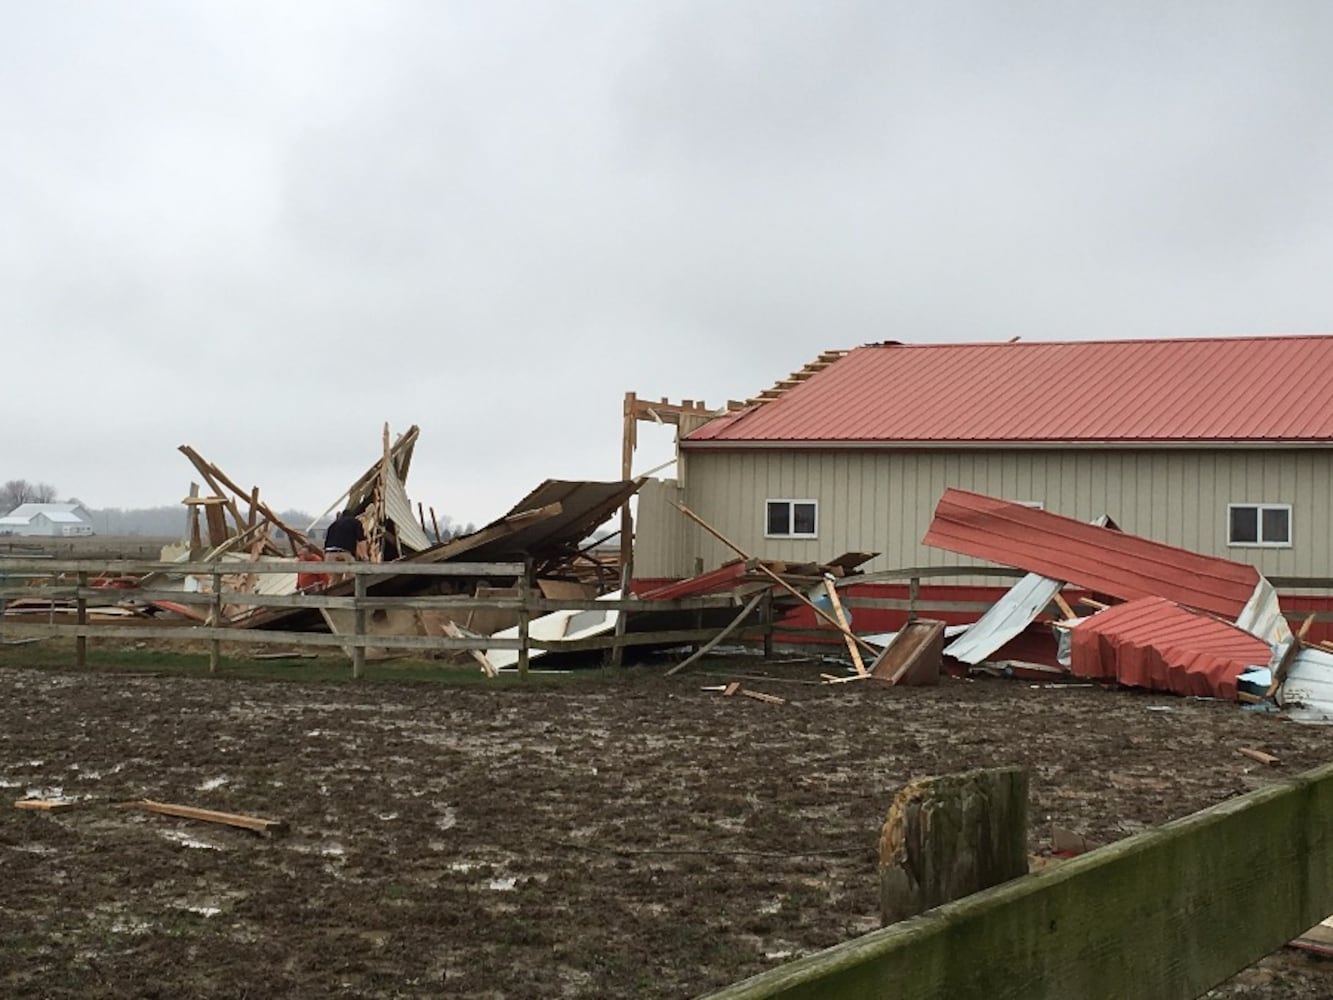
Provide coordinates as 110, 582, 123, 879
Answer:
0, 638, 606, 688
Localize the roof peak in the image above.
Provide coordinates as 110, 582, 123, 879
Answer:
862, 332, 1333, 350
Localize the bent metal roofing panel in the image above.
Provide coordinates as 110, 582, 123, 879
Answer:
685, 335, 1333, 445
1069, 596, 1271, 700
922, 488, 1260, 619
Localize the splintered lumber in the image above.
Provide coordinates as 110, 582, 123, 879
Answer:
119, 799, 288, 837
738, 688, 786, 705
879, 766, 1029, 926
1052, 593, 1076, 620
1079, 597, 1111, 611
672, 503, 878, 656
442, 621, 497, 677
1238, 747, 1280, 767
824, 576, 866, 675
722, 681, 742, 697
14, 798, 75, 812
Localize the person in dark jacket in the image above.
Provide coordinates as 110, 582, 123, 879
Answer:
324, 510, 367, 582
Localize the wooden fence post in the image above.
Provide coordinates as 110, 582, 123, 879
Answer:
908, 576, 920, 622
879, 766, 1029, 926
75, 570, 88, 668
352, 569, 367, 679
209, 569, 222, 674
517, 560, 531, 680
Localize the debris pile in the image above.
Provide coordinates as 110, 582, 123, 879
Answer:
915, 488, 1329, 721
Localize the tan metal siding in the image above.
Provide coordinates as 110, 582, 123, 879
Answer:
652, 448, 1333, 580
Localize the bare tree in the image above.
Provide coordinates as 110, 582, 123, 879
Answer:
0, 480, 60, 514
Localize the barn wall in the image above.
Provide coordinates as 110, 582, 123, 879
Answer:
633, 448, 1333, 580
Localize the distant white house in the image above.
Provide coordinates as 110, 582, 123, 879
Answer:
0, 503, 95, 537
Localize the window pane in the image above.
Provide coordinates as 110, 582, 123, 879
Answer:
793, 503, 817, 535
767, 502, 790, 535
1262, 507, 1290, 544
1229, 506, 1258, 543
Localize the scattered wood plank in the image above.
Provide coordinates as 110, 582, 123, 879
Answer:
824, 577, 866, 676
251, 651, 319, 661
1078, 597, 1110, 611
738, 688, 787, 705
117, 799, 288, 837
722, 681, 742, 697
822, 672, 871, 685
14, 798, 75, 812
1238, 747, 1280, 767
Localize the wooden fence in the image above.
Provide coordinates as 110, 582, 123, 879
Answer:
703, 759, 1333, 1000
0, 559, 759, 679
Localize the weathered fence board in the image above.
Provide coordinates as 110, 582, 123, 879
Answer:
701, 761, 1333, 1000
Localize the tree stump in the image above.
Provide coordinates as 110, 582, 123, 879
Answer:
879, 765, 1029, 926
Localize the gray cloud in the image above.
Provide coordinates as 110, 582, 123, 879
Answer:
4, 1, 1333, 523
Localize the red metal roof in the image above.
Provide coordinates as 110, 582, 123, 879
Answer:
1069, 596, 1271, 699
922, 489, 1260, 619
686, 335, 1333, 445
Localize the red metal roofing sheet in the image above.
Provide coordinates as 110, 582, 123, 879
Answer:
922, 489, 1260, 619
685, 335, 1333, 445
1069, 596, 1271, 699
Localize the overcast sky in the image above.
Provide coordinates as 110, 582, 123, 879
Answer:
5, 2, 1333, 524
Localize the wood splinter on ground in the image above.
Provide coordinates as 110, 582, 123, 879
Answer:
716, 680, 785, 704
14, 799, 76, 812
117, 799, 288, 837
1237, 747, 1280, 767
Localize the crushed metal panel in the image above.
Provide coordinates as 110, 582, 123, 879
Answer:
1278, 646, 1333, 724
922, 488, 1260, 620
485, 590, 622, 670
944, 514, 1115, 665
1069, 596, 1272, 699
944, 573, 1064, 665
1234, 576, 1293, 645
381, 461, 431, 553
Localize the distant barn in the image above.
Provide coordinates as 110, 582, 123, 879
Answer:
0, 502, 95, 537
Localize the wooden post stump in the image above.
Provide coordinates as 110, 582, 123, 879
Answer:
879, 765, 1029, 926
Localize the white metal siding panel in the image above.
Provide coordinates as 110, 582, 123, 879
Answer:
659, 448, 1333, 581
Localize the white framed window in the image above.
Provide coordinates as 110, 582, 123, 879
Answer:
766, 499, 818, 538
1227, 503, 1292, 548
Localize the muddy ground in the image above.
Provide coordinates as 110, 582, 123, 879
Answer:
0, 659, 1330, 999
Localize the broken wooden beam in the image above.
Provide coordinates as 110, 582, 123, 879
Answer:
1238, 747, 1280, 767
117, 799, 288, 837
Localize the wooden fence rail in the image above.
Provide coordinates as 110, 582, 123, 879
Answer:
702, 760, 1333, 1000
0, 559, 748, 679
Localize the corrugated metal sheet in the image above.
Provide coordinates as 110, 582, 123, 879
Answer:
1069, 596, 1271, 699
922, 488, 1260, 618
416, 479, 640, 566
686, 335, 1333, 445
1279, 647, 1333, 723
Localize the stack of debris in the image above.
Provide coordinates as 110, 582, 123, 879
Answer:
915, 488, 1329, 720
